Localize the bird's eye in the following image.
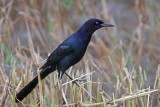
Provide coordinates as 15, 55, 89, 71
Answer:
95, 21, 99, 25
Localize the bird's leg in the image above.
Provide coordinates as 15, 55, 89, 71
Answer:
58, 71, 80, 87
64, 72, 86, 82
64, 72, 80, 87
58, 71, 62, 80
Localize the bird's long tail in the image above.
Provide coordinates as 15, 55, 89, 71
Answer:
15, 66, 55, 103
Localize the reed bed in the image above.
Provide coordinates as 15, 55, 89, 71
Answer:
0, 0, 160, 106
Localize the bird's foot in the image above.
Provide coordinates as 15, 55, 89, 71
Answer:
64, 72, 81, 87
74, 78, 87, 82
58, 71, 63, 80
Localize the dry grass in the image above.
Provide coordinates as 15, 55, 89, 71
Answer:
0, 0, 160, 106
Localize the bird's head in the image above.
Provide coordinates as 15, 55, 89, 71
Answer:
78, 18, 114, 35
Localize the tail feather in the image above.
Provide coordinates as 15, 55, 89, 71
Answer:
16, 66, 55, 103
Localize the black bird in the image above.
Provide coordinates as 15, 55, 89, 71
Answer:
15, 18, 114, 103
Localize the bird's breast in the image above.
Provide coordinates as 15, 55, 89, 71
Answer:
57, 43, 88, 71
70, 42, 87, 61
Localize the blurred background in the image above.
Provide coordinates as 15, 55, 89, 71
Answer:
0, 0, 160, 106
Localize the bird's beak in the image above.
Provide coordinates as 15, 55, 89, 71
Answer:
101, 22, 114, 27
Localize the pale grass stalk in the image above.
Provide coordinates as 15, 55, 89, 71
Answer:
96, 79, 101, 107
80, 81, 108, 86
62, 89, 68, 107
64, 89, 157, 107
109, 89, 157, 104
108, 56, 117, 77
123, 67, 132, 93
64, 67, 72, 95
101, 91, 107, 107
154, 65, 160, 89
86, 63, 92, 102
54, 71, 58, 105
24, 16, 36, 63
69, 82, 74, 104
147, 86, 150, 107
49, 74, 53, 106
0, 68, 6, 84
62, 71, 95, 86
33, 89, 37, 106
115, 75, 120, 97
63, 71, 96, 101
112, 92, 116, 106
59, 80, 63, 107
37, 69, 43, 106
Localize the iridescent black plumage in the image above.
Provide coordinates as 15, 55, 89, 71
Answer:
15, 18, 114, 103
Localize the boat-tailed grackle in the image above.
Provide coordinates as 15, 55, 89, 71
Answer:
15, 18, 114, 103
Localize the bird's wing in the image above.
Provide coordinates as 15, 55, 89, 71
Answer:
40, 45, 72, 69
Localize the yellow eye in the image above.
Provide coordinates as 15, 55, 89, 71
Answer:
95, 21, 99, 25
